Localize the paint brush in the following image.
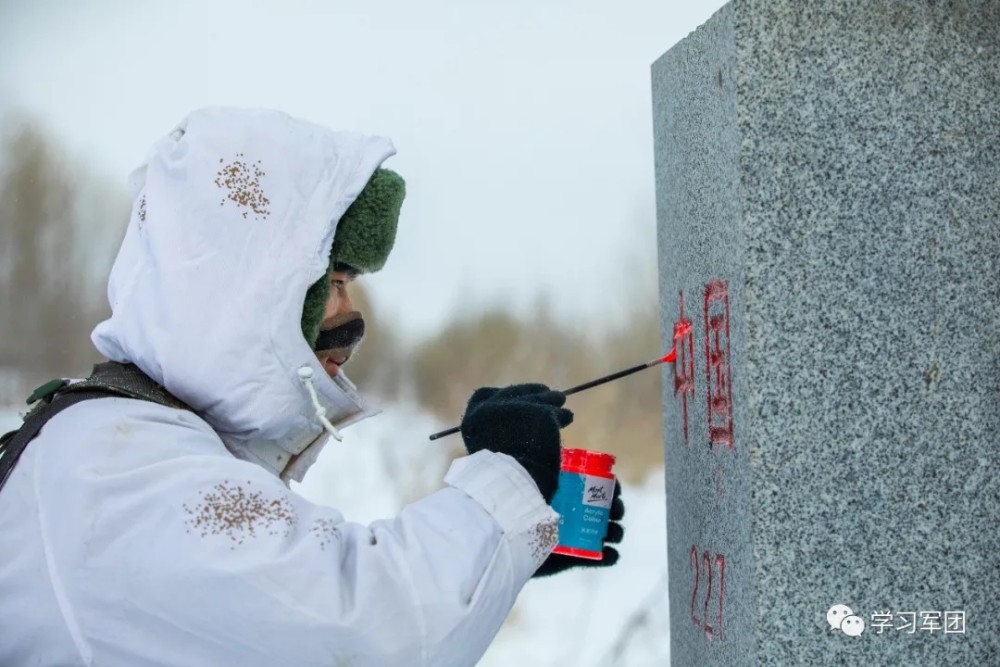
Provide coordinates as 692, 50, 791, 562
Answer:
427, 322, 690, 441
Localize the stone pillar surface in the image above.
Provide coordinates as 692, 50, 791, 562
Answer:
652, 1, 999, 664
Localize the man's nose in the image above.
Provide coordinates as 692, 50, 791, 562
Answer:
338, 291, 354, 316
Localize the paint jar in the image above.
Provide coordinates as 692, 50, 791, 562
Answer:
550, 447, 616, 560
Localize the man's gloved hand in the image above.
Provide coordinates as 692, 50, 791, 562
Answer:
459, 383, 573, 503
532, 479, 625, 578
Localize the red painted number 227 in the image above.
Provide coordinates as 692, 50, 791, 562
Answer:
690, 545, 725, 641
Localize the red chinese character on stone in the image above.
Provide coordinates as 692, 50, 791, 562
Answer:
673, 291, 695, 444
703, 279, 734, 449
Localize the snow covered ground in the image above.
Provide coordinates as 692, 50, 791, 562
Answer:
1, 404, 671, 665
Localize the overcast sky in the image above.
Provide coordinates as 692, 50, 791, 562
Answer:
0, 0, 727, 340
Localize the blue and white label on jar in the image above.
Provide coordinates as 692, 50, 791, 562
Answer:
550, 472, 615, 552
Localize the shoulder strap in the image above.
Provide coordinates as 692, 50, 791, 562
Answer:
0, 390, 113, 490
61, 361, 192, 410
0, 362, 193, 493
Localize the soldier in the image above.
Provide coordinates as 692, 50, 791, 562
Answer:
0, 107, 623, 667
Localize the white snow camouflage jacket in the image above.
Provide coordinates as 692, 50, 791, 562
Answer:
0, 108, 560, 667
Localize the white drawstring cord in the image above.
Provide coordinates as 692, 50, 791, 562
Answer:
297, 366, 343, 442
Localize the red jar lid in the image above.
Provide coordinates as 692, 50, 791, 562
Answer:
560, 447, 616, 477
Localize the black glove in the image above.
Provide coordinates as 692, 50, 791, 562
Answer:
532, 479, 625, 578
460, 383, 573, 503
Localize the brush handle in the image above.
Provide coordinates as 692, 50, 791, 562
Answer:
561, 361, 652, 396
427, 358, 663, 441
428, 425, 461, 441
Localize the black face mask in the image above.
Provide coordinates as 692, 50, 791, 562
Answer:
313, 312, 365, 354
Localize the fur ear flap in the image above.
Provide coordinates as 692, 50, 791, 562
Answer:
301, 274, 330, 349
300, 168, 404, 348
330, 168, 405, 273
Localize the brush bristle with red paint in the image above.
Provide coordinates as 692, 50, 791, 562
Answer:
662, 320, 693, 363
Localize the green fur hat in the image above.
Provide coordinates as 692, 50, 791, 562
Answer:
301, 167, 405, 347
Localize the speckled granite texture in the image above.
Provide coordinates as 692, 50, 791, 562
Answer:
652, 1, 1000, 664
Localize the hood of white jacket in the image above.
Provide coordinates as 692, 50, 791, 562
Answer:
92, 107, 395, 480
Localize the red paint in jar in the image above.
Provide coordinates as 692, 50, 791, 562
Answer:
550, 447, 617, 560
